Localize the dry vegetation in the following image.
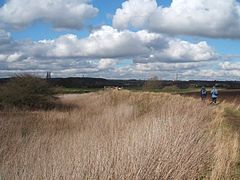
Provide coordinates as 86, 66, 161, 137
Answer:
0, 90, 239, 179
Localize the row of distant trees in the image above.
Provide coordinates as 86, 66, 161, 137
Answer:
143, 76, 190, 90
143, 76, 162, 90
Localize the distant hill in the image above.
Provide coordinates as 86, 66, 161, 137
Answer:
0, 77, 240, 89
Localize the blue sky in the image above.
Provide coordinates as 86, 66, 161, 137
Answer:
4, 0, 171, 40
0, 0, 240, 80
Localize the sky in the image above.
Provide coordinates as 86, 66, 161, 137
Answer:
0, 0, 240, 80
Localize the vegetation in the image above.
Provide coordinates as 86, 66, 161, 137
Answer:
0, 90, 239, 179
222, 107, 240, 178
0, 74, 56, 110
56, 87, 101, 94
143, 76, 163, 90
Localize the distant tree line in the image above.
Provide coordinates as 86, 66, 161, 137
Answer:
0, 77, 240, 89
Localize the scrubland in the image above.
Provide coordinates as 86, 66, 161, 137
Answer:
0, 90, 239, 179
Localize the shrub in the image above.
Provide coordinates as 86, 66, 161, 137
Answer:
0, 74, 57, 110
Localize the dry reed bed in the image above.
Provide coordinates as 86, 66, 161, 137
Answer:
210, 103, 240, 179
0, 90, 236, 179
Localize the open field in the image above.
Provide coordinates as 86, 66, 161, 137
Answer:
0, 90, 239, 179
57, 86, 240, 103
56, 87, 102, 94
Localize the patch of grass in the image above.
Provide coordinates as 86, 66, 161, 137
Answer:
56, 87, 102, 94
143, 86, 200, 94
224, 108, 240, 132
222, 107, 240, 179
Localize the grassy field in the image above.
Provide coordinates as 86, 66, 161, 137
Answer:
0, 90, 239, 179
56, 87, 102, 94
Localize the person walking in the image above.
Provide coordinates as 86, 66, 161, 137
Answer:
200, 86, 207, 101
211, 86, 218, 104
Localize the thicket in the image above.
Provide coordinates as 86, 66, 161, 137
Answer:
0, 74, 56, 110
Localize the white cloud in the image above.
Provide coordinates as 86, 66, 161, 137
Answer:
220, 61, 240, 70
0, 27, 232, 79
5, 52, 24, 62
134, 40, 218, 63
113, 0, 157, 29
0, 24, 218, 65
98, 59, 117, 70
0, 0, 98, 30
161, 40, 217, 61
35, 26, 163, 58
181, 69, 240, 80
113, 0, 240, 38
30, 26, 216, 63
135, 62, 201, 72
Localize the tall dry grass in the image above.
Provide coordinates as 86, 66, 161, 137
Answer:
209, 103, 240, 179
0, 90, 236, 179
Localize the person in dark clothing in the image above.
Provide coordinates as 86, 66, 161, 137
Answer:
200, 86, 207, 101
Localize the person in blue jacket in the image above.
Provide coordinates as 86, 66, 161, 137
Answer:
211, 86, 218, 104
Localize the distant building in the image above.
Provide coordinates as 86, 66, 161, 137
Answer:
46, 72, 51, 79
104, 86, 123, 90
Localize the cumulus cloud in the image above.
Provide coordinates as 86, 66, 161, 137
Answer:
113, 0, 240, 38
0, 0, 98, 30
181, 69, 240, 80
113, 0, 157, 29
98, 59, 117, 70
135, 62, 202, 72
28, 26, 216, 62
120, 62, 240, 80
220, 61, 240, 70
0, 24, 218, 64
134, 40, 218, 63
110, 62, 200, 80
0, 26, 224, 79
160, 41, 217, 61
0, 52, 24, 62
30, 26, 164, 58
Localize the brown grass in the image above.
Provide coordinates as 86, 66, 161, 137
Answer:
209, 106, 239, 179
0, 90, 238, 179
213, 104, 240, 179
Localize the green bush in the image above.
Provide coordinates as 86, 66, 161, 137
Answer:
0, 74, 57, 110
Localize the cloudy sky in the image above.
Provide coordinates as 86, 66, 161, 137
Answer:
0, 0, 240, 80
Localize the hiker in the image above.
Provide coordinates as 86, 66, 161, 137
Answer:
200, 86, 207, 101
211, 86, 218, 104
